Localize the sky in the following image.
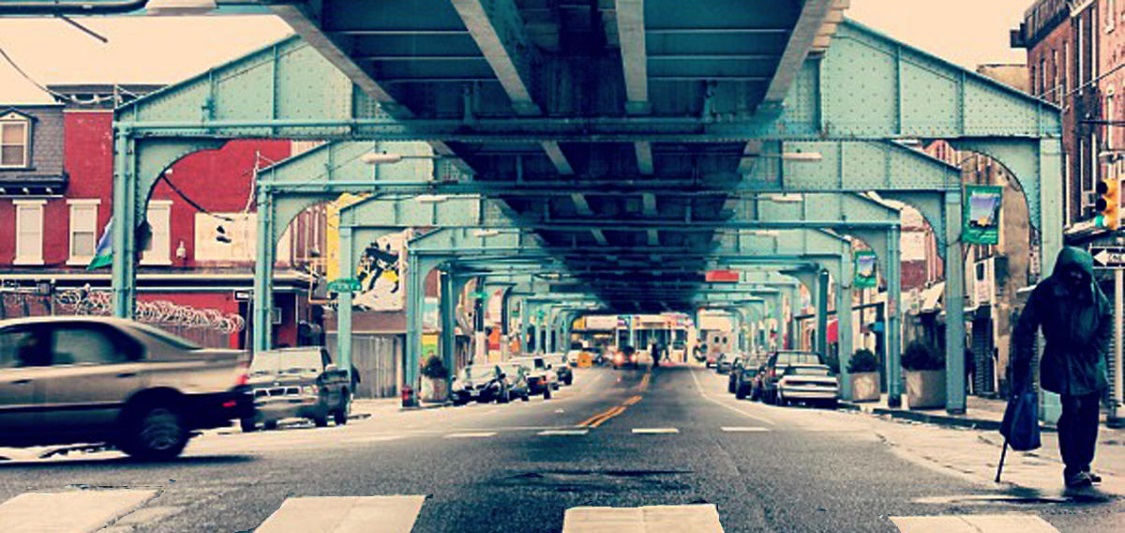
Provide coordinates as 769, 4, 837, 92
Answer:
0, 1, 1035, 103
846, 0, 1031, 68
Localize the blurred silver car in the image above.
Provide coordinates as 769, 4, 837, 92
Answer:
0, 317, 252, 460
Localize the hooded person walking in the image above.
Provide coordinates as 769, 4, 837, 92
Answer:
1013, 246, 1111, 488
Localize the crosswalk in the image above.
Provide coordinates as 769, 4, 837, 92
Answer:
0, 489, 1065, 532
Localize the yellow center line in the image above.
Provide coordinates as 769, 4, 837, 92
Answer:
577, 406, 620, 427
588, 406, 627, 428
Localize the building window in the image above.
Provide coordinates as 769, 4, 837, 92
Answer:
1110, 0, 1118, 32
1108, 91, 1117, 153
1062, 41, 1070, 96
141, 200, 172, 265
67, 200, 99, 264
0, 113, 30, 168
13, 200, 45, 265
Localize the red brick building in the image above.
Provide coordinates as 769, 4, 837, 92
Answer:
0, 86, 326, 349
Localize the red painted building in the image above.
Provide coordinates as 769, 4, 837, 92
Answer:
0, 86, 326, 349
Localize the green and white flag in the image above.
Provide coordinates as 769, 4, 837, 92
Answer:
86, 219, 113, 271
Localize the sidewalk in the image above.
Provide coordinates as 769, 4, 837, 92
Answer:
842, 393, 1125, 495
841, 394, 1120, 432
350, 397, 449, 418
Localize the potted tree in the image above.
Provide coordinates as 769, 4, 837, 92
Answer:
846, 348, 881, 402
901, 341, 946, 409
419, 354, 450, 403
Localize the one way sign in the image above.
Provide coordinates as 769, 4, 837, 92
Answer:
1091, 247, 1125, 268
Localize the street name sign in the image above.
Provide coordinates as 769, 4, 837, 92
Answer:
1091, 247, 1125, 269
327, 278, 362, 292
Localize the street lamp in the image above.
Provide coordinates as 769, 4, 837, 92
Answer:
415, 194, 449, 204
361, 152, 443, 165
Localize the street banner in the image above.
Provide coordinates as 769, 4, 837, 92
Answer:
854, 250, 878, 288
964, 185, 1003, 245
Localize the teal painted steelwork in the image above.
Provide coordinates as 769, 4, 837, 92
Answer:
105, 8, 1065, 419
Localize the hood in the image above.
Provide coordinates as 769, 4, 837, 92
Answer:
1053, 246, 1094, 278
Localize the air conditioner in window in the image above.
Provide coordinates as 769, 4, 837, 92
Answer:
1083, 191, 1099, 207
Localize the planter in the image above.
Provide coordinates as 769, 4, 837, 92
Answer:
849, 372, 881, 402
905, 369, 946, 409
419, 377, 449, 403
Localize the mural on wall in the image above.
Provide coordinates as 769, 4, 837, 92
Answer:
353, 230, 408, 311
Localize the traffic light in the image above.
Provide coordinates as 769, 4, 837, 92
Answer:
1096, 178, 1121, 230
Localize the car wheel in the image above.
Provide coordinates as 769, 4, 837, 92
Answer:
498, 388, 511, 404
123, 405, 188, 461
263, 420, 279, 431
565, 376, 573, 386
727, 379, 736, 394
735, 386, 747, 400
521, 392, 530, 402
313, 411, 329, 427
240, 417, 257, 433
334, 409, 348, 426
543, 387, 552, 400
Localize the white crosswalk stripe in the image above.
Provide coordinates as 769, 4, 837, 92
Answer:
631, 428, 679, 434
0, 489, 157, 533
891, 515, 1059, 533
720, 427, 770, 433
538, 429, 590, 436
444, 432, 498, 439
563, 504, 724, 532
255, 495, 427, 533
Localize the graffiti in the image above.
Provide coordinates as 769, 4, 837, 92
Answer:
53, 289, 245, 334
354, 231, 407, 311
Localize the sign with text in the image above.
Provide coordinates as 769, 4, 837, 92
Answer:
1091, 247, 1125, 269
963, 185, 1003, 245
705, 270, 740, 283
854, 251, 878, 289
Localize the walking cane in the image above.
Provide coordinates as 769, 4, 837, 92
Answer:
995, 438, 1009, 483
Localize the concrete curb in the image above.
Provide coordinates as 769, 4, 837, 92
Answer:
840, 400, 1059, 433
399, 402, 450, 412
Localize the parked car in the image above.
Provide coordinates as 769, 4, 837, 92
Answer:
774, 363, 840, 408
731, 360, 761, 400
242, 346, 350, 431
715, 352, 736, 374
0, 317, 252, 460
452, 364, 508, 404
726, 357, 744, 392
545, 354, 574, 385
496, 363, 532, 402
510, 357, 557, 398
759, 351, 825, 404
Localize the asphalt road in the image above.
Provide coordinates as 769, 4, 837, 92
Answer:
0, 366, 1121, 532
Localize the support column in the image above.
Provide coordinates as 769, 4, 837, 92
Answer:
252, 185, 276, 354
627, 315, 637, 347
886, 225, 904, 408
837, 281, 855, 399
538, 304, 549, 354
1040, 138, 1065, 423
517, 297, 529, 353
785, 287, 799, 350
337, 226, 354, 386
1111, 269, 1123, 427
500, 288, 513, 359
404, 253, 428, 399
816, 269, 830, 357
945, 190, 967, 414
440, 270, 457, 389
111, 131, 138, 319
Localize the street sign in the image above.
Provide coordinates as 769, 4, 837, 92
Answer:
1091, 247, 1125, 268
327, 277, 362, 292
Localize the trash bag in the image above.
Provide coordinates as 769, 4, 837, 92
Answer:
1000, 390, 1041, 452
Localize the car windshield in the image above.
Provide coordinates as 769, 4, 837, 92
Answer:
775, 352, 822, 365
512, 358, 545, 370
788, 366, 832, 376
461, 365, 496, 380
251, 350, 323, 376
544, 356, 565, 366
130, 323, 202, 351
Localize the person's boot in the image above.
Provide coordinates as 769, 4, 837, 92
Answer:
1083, 469, 1102, 483
1065, 471, 1093, 488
